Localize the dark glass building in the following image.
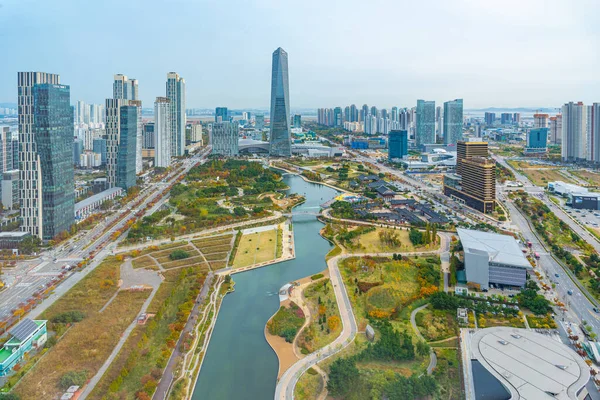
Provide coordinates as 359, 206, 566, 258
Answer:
93, 138, 107, 164
388, 130, 408, 160
117, 105, 138, 190
215, 107, 228, 123
269, 47, 291, 156
33, 83, 74, 240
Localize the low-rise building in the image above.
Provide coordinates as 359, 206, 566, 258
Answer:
568, 192, 600, 210
75, 187, 123, 220
548, 181, 588, 197
457, 228, 532, 290
0, 318, 47, 376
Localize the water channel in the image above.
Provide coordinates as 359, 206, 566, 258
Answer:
192, 173, 339, 399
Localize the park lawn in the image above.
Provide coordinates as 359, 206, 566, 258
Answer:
41, 256, 121, 321
88, 268, 205, 399
161, 255, 206, 269
477, 312, 525, 329
345, 227, 438, 254
294, 368, 324, 400
298, 278, 342, 353
15, 290, 150, 400
209, 261, 227, 270
339, 256, 440, 329
232, 229, 277, 268
132, 255, 159, 270
415, 308, 458, 342
572, 170, 600, 187
433, 348, 464, 400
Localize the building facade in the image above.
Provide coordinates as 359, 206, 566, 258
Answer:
154, 97, 172, 168
33, 83, 75, 240
561, 102, 587, 162
93, 138, 107, 165
211, 122, 239, 156
525, 128, 549, 155
269, 47, 292, 157
166, 72, 186, 157
416, 100, 435, 147
116, 104, 138, 190
443, 99, 463, 145
589, 103, 600, 163
215, 107, 228, 123
388, 130, 408, 160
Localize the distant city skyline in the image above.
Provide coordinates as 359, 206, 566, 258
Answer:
0, 0, 599, 108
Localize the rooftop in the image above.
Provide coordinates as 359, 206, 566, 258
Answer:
470, 327, 589, 400
457, 228, 531, 269
75, 187, 123, 212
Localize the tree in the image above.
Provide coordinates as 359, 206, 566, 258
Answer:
327, 315, 341, 331
409, 228, 423, 246
327, 358, 359, 398
233, 207, 247, 217
416, 341, 430, 357
59, 370, 88, 390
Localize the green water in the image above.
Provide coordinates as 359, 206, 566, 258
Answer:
192, 174, 339, 400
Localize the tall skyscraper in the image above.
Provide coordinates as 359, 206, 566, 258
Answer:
113, 74, 138, 100
350, 104, 358, 122
143, 123, 155, 149
561, 102, 587, 162
215, 107, 228, 123
269, 47, 291, 157
333, 107, 343, 128
533, 113, 549, 128
166, 72, 186, 157
388, 130, 408, 160
549, 115, 562, 145
360, 104, 369, 122
443, 99, 464, 145
154, 97, 172, 168
484, 112, 496, 126
93, 138, 107, 165
117, 103, 139, 190
416, 100, 435, 147
589, 104, 600, 163
293, 114, 302, 129
211, 122, 239, 156
18, 72, 76, 240
24, 77, 74, 239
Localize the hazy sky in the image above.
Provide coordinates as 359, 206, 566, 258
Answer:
0, 0, 598, 109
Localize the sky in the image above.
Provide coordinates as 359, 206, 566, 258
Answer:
0, 0, 599, 109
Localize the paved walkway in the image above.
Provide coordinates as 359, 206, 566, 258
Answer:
409, 303, 437, 375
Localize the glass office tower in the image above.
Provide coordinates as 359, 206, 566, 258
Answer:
117, 104, 138, 190
443, 99, 464, 145
416, 99, 436, 147
33, 83, 75, 240
269, 47, 292, 157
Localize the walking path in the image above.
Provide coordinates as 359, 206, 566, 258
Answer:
409, 303, 437, 375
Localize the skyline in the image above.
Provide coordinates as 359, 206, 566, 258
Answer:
1, 0, 599, 109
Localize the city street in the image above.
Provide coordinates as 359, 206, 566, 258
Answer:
0, 148, 210, 324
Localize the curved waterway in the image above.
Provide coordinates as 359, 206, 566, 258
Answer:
192, 173, 339, 400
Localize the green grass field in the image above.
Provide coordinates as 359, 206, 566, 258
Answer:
232, 229, 278, 268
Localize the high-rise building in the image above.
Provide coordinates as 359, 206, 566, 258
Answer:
333, 107, 343, 128
2, 170, 19, 210
293, 114, 302, 129
93, 138, 107, 165
143, 123, 155, 149
154, 97, 172, 168
388, 130, 408, 160
549, 115, 562, 145
0, 128, 12, 173
525, 128, 549, 155
350, 104, 358, 122
18, 72, 75, 240
561, 102, 587, 162
113, 74, 138, 100
500, 113, 513, 125
360, 104, 369, 122
211, 122, 239, 156
443, 99, 463, 145
33, 81, 75, 239
513, 113, 521, 125
166, 72, 186, 157
484, 112, 496, 126
73, 138, 84, 165
370, 106, 378, 118
533, 113, 549, 128
255, 114, 265, 130
343, 106, 350, 123
215, 107, 228, 123
269, 47, 291, 157
416, 100, 435, 147
589, 104, 600, 164
116, 103, 138, 190
444, 141, 495, 214
190, 124, 203, 144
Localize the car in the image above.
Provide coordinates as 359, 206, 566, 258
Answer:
555, 273, 560, 278
594, 307, 600, 313
568, 290, 573, 295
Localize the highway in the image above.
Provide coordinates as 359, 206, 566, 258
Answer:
0, 148, 211, 324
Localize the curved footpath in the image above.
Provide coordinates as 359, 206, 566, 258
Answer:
275, 242, 449, 400
409, 303, 437, 375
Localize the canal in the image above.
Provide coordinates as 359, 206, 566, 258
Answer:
192, 173, 339, 400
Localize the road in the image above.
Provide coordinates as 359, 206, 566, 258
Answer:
1, 148, 211, 326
